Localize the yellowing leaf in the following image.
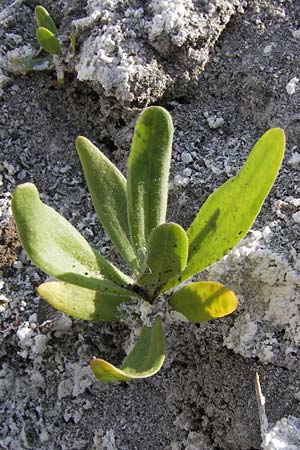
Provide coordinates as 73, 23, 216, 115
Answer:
37, 282, 130, 322
91, 317, 165, 381
169, 281, 238, 322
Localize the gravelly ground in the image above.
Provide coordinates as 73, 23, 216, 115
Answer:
1, 1, 300, 449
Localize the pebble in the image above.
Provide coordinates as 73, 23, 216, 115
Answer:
289, 152, 300, 166
181, 151, 193, 164
53, 314, 73, 333
13, 261, 23, 270
292, 29, 300, 39
286, 77, 299, 95
174, 174, 189, 188
183, 167, 192, 177
263, 44, 273, 55
19, 249, 28, 264
206, 115, 224, 129
292, 211, 300, 224
57, 379, 73, 400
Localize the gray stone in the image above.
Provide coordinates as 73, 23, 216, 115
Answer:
73, 0, 242, 105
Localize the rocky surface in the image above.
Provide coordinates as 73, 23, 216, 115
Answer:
263, 416, 300, 450
1, 0, 300, 449
73, 0, 244, 105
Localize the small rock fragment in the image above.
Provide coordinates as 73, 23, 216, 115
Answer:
181, 151, 193, 164
206, 115, 224, 129
263, 44, 273, 55
292, 211, 300, 224
291, 29, 300, 39
263, 416, 300, 450
286, 77, 299, 95
289, 152, 300, 166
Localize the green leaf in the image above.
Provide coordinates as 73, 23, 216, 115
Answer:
11, 183, 134, 293
137, 223, 188, 299
9, 56, 53, 73
169, 281, 238, 322
37, 282, 130, 322
91, 317, 165, 381
35, 5, 58, 35
36, 27, 61, 55
127, 106, 173, 259
164, 128, 285, 290
76, 136, 139, 274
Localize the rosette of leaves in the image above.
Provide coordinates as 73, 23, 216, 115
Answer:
12, 107, 285, 382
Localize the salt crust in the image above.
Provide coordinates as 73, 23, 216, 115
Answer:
75, 0, 242, 103
263, 416, 300, 450
204, 227, 300, 364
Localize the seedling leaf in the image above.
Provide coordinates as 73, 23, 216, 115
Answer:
11, 183, 134, 292
36, 27, 61, 55
37, 282, 130, 322
169, 281, 238, 322
127, 106, 173, 258
10, 56, 53, 73
76, 136, 139, 274
164, 128, 285, 290
70, 31, 76, 57
35, 5, 58, 35
137, 223, 188, 298
91, 317, 165, 381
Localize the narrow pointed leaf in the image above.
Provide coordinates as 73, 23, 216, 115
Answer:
91, 317, 165, 381
169, 281, 238, 322
163, 128, 285, 290
35, 5, 58, 35
137, 223, 188, 298
76, 136, 139, 274
37, 282, 130, 322
36, 27, 61, 55
127, 106, 173, 257
70, 31, 76, 57
12, 183, 134, 292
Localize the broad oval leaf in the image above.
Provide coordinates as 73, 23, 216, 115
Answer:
91, 317, 165, 381
35, 5, 58, 35
36, 27, 61, 55
11, 183, 134, 292
76, 136, 139, 274
164, 128, 285, 290
169, 281, 238, 322
137, 223, 188, 299
37, 282, 130, 322
127, 106, 173, 258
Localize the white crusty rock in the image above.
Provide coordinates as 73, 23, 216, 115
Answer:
263, 416, 300, 450
203, 228, 300, 366
74, 0, 243, 104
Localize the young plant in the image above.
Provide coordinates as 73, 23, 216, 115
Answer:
34, 5, 64, 85
11, 107, 285, 382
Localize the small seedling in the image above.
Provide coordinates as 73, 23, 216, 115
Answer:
34, 5, 64, 84
13, 6, 76, 80
12, 107, 285, 382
